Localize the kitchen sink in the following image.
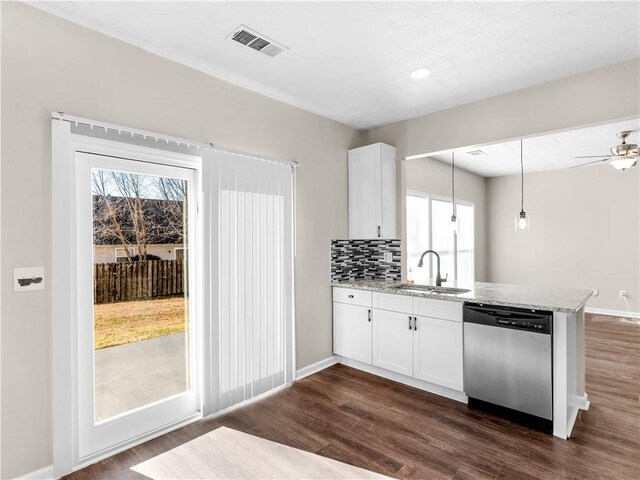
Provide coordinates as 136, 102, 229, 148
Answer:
394, 284, 471, 295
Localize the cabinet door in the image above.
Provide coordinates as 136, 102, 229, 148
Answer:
372, 309, 414, 377
333, 302, 372, 364
413, 316, 463, 391
348, 145, 382, 239
380, 143, 397, 239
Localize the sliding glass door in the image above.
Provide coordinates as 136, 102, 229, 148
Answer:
76, 152, 199, 461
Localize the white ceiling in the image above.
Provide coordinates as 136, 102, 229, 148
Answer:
427, 119, 640, 177
29, 1, 640, 129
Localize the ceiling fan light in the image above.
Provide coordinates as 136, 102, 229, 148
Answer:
609, 157, 637, 171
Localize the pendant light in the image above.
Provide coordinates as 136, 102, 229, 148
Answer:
515, 139, 530, 232
451, 151, 459, 233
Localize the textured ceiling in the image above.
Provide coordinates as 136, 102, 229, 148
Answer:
427, 119, 640, 177
29, 1, 640, 129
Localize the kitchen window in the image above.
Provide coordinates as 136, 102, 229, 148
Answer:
407, 192, 475, 286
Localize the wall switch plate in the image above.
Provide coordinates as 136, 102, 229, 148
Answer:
593, 288, 599, 297
383, 252, 393, 263
14, 266, 45, 292
619, 290, 628, 298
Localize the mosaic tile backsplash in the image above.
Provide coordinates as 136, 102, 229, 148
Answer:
331, 239, 401, 282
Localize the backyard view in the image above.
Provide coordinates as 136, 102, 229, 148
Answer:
92, 168, 191, 421
94, 297, 187, 350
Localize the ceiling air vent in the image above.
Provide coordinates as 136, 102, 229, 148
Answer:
228, 25, 288, 58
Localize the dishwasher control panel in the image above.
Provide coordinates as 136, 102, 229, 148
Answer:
464, 303, 552, 335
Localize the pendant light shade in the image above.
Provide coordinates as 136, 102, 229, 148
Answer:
515, 139, 530, 232
515, 211, 530, 232
451, 152, 458, 233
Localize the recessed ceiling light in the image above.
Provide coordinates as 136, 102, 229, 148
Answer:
467, 150, 487, 156
410, 68, 432, 79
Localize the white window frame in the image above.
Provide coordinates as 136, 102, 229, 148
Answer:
406, 190, 432, 279
452, 199, 475, 285
406, 191, 475, 284
52, 118, 203, 476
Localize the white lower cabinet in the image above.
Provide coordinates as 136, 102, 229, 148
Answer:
372, 309, 414, 377
333, 302, 372, 364
332, 287, 464, 399
413, 316, 463, 391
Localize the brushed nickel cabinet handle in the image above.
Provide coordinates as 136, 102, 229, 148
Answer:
408, 316, 412, 330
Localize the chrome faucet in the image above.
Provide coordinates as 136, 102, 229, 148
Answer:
417, 250, 448, 287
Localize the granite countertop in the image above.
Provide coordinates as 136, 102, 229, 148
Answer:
331, 279, 592, 313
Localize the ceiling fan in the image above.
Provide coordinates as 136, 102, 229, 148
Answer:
572, 130, 638, 171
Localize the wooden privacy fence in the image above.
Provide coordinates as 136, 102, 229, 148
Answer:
94, 260, 186, 304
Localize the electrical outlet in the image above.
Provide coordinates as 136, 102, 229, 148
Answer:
383, 252, 393, 263
593, 288, 599, 297
619, 290, 628, 299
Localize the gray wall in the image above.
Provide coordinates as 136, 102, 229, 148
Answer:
486, 165, 640, 312
1, 3, 361, 477
405, 158, 488, 281
367, 59, 640, 159
366, 58, 639, 305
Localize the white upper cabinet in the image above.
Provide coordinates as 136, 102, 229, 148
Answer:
348, 143, 397, 239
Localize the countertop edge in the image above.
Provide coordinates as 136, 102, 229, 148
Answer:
330, 281, 592, 314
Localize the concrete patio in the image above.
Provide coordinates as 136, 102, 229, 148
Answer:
95, 332, 189, 421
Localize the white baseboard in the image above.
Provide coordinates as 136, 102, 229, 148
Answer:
340, 357, 468, 404
570, 392, 590, 411
15, 465, 54, 480
203, 382, 292, 420
296, 355, 340, 380
566, 405, 580, 439
586, 307, 640, 319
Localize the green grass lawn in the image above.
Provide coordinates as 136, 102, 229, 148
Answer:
94, 297, 187, 349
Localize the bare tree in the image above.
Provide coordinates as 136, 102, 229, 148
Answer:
92, 170, 136, 262
154, 177, 187, 239
92, 172, 187, 263
111, 173, 150, 260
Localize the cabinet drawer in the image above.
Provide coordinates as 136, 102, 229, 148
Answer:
373, 292, 413, 314
333, 287, 372, 307
413, 297, 462, 322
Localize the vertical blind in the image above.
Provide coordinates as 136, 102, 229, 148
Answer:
203, 149, 295, 414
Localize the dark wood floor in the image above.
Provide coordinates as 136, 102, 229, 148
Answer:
66, 314, 639, 479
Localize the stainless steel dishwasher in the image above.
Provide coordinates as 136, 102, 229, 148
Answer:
463, 302, 553, 420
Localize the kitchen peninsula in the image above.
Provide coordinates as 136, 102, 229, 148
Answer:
331, 279, 592, 440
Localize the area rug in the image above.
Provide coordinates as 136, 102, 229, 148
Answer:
131, 426, 393, 479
